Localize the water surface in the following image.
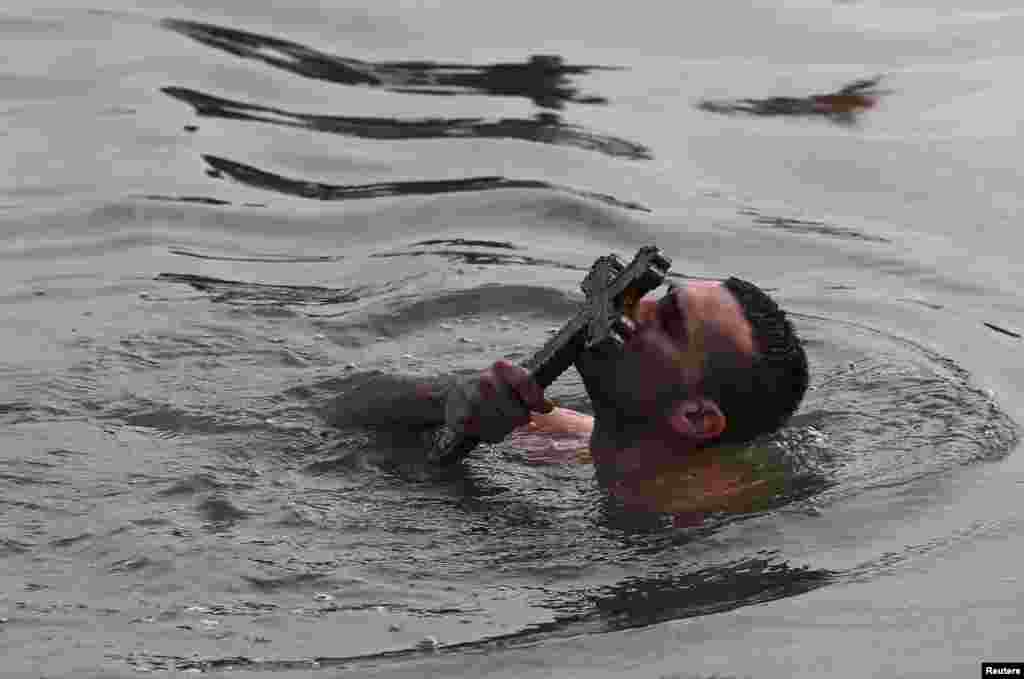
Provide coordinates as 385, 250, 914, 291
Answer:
3, 2, 1024, 676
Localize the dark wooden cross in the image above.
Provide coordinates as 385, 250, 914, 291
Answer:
429, 245, 672, 464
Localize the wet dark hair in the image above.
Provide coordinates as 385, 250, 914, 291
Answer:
700, 277, 809, 445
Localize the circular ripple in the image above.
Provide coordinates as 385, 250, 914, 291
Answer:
244, 309, 1018, 666
791, 313, 1018, 503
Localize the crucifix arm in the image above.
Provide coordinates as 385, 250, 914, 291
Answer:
320, 367, 590, 439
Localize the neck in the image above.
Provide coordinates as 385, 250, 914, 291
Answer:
589, 413, 699, 471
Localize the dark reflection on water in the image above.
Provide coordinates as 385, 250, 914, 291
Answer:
575, 559, 834, 629
141, 194, 232, 206
162, 19, 618, 109
159, 239, 712, 287
697, 76, 889, 126
374, 237, 589, 271
202, 154, 651, 211
162, 87, 653, 160
134, 559, 833, 674
372, 248, 587, 270
159, 17, 651, 211
740, 207, 892, 244
413, 238, 518, 249
167, 246, 342, 263
156, 272, 362, 306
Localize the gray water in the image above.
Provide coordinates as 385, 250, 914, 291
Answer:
4, 2, 1024, 677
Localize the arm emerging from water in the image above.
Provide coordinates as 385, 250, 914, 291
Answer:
322, 362, 590, 444
322, 369, 457, 431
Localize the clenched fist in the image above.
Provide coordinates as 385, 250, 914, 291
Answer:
445, 360, 553, 443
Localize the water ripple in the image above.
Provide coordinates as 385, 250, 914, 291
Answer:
201, 154, 651, 211
161, 18, 619, 109
155, 273, 361, 306
162, 86, 652, 159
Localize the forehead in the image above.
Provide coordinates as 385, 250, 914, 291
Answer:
673, 280, 756, 359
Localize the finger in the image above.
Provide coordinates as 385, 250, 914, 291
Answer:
481, 384, 530, 426
494, 360, 546, 413
481, 367, 527, 420
452, 367, 524, 441
490, 360, 533, 412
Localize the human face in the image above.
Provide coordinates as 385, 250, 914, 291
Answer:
575, 280, 756, 424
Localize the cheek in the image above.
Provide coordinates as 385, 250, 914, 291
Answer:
705, 322, 755, 368
623, 329, 693, 395
628, 325, 686, 373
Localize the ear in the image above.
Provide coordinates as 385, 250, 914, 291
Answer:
667, 398, 726, 442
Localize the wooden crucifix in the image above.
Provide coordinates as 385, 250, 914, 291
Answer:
428, 246, 672, 464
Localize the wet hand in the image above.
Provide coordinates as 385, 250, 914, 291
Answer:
445, 360, 553, 443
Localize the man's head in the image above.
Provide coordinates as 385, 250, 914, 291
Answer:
575, 277, 808, 449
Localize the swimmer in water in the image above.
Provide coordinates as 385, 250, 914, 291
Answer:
326, 277, 808, 522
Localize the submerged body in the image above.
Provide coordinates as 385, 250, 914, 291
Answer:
509, 408, 780, 523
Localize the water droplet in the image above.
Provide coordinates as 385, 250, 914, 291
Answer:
457, 337, 474, 343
